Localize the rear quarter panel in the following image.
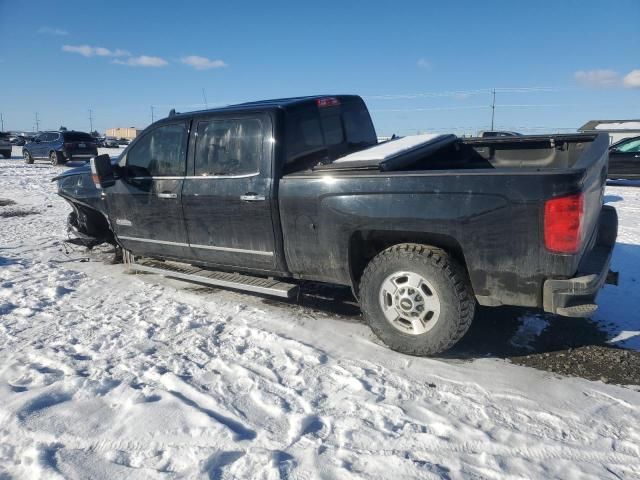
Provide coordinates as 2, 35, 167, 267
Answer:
280, 170, 587, 308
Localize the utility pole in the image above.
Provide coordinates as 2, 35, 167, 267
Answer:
88, 109, 94, 133
0, 113, 4, 131
490, 88, 496, 131
202, 88, 209, 108
150, 105, 155, 124
35, 112, 40, 132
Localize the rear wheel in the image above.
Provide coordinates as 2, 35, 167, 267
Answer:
1, 152, 10, 159
49, 151, 63, 166
359, 243, 475, 356
23, 150, 34, 164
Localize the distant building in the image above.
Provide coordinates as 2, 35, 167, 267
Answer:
578, 120, 640, 144
106, 127, 140, 140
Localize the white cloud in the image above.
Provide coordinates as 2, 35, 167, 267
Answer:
113, 55, 168, 67
623, 69, 640, 89
38, 26, 68, 36
181, 55, 227, 70
574, 69, 620, 87
417, 58, 432, 70
62, 45, 130, 58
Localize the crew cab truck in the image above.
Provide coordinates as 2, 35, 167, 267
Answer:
73, 95, 617, 356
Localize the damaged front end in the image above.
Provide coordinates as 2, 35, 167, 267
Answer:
53, 165, 115, 248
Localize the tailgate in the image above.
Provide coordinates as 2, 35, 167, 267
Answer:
66, 140, 97, 154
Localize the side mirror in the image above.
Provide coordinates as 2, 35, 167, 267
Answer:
90, 154, 116, 189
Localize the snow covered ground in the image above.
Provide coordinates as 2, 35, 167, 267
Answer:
1, 146, 639, 479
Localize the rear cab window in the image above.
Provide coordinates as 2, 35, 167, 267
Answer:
284, 97, 377, 173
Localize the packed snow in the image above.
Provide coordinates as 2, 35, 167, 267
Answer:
1, 147, 639, 479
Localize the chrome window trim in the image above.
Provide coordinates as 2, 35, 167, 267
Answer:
118, 235, 273, 256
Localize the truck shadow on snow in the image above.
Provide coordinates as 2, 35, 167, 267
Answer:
273, 283, 640, 384
264, 283, 611, 358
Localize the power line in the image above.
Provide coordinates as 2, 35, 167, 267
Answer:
491, 88, 496, 130
202, 88, 208, 108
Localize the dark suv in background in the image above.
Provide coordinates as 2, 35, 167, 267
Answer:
0, 132, 11, 158
23, 131, 98, 165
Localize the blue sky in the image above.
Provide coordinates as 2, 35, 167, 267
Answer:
1, 0, 638, 136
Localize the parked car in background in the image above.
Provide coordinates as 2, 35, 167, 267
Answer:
103, 137, 120, 148
23, 130, 98, 165
0, 132, 12, 158
9, 135, 26, 146
479, 130, 522, 138
117, 138, 130, 146
56, 95, 618, 356
608, 135, 640, 179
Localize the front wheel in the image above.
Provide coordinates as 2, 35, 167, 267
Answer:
359, 243, 475, 356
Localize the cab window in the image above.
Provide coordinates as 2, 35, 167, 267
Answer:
126, 123, 188, 176
194, 118, 263, 176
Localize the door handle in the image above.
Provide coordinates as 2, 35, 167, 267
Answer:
157, 192, 177, 199
240, 193, 266, 202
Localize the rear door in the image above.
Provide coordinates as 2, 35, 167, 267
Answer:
181, 113, 278, 271
107, 121, 192, 259
609, 137, 640, 178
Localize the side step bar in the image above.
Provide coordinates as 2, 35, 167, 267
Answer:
126, 255, 299, 299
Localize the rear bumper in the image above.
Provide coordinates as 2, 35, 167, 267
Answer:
543, 205, 618, 317
63, 151, 98, 159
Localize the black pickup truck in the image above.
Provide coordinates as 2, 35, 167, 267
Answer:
56, 95, 618, 355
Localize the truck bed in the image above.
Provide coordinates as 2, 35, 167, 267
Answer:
315, 133, 604, 173
280, 133, 611, 310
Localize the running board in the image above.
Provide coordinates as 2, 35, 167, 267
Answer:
127, 257, 299, 299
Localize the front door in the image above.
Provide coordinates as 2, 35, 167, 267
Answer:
609, 137, 640, 178
181, 114, 278, 271
107, 121, 192, 259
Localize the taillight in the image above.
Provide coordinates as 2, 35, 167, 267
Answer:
544, 193, 584, 254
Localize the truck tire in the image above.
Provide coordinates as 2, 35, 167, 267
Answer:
23, 150, 34, 164
359, 243, 475, 356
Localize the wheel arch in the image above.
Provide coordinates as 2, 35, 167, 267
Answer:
348, 230, 470, 298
